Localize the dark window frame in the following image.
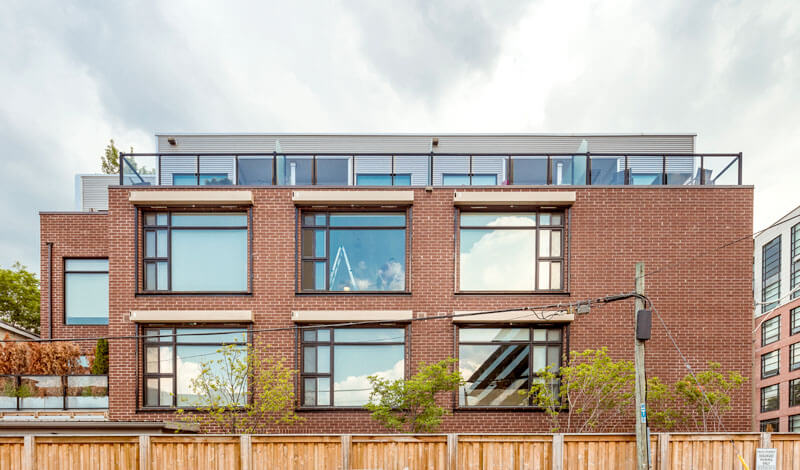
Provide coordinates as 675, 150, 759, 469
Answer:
63, 257, 109, 326
139, 208, 252, 295
790, 414, 800, 432
298, 325, 408, 409
792, 307, 800, 336
172, 173, 232, 186
761, 418, 780, 432
456, 209, 567, 294
762, 384, 779, 412
762, 235, 782, 313
762, 315, 781, 347
791, 343, 800, 371
140, 324, 250, 410
792, 379, 800, 408
762, 350, 779, 379
456, 324, 564, 409
298, 209, 410, 294
792, 221, 800, 300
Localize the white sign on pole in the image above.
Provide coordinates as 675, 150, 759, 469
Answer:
756, 448, 776, 470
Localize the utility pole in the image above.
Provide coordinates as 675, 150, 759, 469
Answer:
634, 262, 649, 470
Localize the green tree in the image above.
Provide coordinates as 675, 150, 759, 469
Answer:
90, 338, 109, 374
526, 348, 635, 433
672, 362, 747, 432
365, 358, 463, 433
101, 139, 121, 174
0, 263, 40, 334
177, 339, 302, 433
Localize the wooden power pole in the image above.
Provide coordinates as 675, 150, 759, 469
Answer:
634, 262, 649, 470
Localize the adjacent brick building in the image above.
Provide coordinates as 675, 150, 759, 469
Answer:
39, 133, 753, 432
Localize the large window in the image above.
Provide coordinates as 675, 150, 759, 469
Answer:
459, 212, 564, 291
64, 259, 109, 325
793, 307, 800, 336
762, 236, 781, 313
300, 212, 407, 292
762, 384, 779, 412
300, 327, 405, 407
142, 212, 249, 292
762, 350, 779, 378
142, 327, 248, 408
763, 316, 781, 347
458, 326, 562, 407
793, 223, 800, 300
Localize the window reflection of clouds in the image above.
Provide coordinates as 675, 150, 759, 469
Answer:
176, 345, 247, 407
329, 230, 405, 291
460, 229, 535, 290
333, 345, 404, 406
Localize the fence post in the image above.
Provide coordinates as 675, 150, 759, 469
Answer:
139, 435, 150, 470
341, 434, 351, 470
447, 434, 457, 470
658, 433, 670, 470
552, 434, 563, 470
760, 432, 771, 448
23, 435, 34, 470
240, 435, 251, 470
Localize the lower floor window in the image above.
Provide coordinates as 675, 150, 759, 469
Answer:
761, 418, 779, 432
791, 415, 800, 433
142, 327, 248, 408
458, 326, 563, 407
300, 327, 405, 407
791, 379, 800, 407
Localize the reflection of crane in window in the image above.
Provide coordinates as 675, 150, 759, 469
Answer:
329, 245, 358, 291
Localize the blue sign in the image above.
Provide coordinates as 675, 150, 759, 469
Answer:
640, 404, 647, 423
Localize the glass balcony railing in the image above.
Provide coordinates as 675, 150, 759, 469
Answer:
0, 375, 108, 410
119, 153, 742, 187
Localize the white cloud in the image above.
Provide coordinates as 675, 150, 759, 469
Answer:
335, 359, 404, 407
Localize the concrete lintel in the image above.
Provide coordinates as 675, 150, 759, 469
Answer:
453, 310, 574, 323
291, 310, 413, 322
129, 310, 253, 323
292, 190, 414, 205
453, 191, 576, 206
129, 190, 253, 205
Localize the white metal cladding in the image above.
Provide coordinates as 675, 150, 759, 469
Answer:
353, 155, 428, 186
79, 175, 118, 211
156, 133, 696, 154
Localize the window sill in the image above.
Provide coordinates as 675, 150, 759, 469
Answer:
296, 406, 371, 412
453, 406, 547, 413
137, 406, 246, 413
455, 291, 570, 296
65, 322, 109, 326
135, 291, 253, 297
295, 291, 412, 296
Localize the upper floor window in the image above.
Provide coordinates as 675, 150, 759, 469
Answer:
458, 326, 562, 407
142, 326, 248, 408
443, 174, 498, 186
356, 174, 411, 186
762, 316, 780, 346
791, 343, 800, 371
459, 212, 564, 292
762, 384, 779, 412
64, 259, 108, 325
792, 307, 800, 336
142, 212, 249, 293
300, 327, 405, 407
762, 235, 781, 313
762, 350, 779, 378
300, 212, 407, 292
791, 379, 800, 407
792, 223, 799, 300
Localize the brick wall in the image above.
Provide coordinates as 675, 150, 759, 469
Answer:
39, 212, 109, 354
43, 186, 754, 432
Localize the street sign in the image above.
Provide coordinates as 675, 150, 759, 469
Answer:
756, 448, 776, 470
640, 404, 646, 424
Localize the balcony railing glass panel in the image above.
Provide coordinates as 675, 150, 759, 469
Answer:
590, 156, 626, 185
511, 156, 548, 185
237, 156, 274, 185
703, 155, 740, 185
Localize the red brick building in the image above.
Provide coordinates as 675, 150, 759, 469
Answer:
39, 134, 753, 432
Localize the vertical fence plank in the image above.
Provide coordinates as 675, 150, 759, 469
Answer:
240, 435, 250, 470
552, 434, 563, 470
658, 434, 669, 470
140, 435, 150, 470
447, 434, 456, 470
341, 435, 351, 470
23, 436, 34, 470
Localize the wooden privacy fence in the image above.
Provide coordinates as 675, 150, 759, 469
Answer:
0, 433, 795, 470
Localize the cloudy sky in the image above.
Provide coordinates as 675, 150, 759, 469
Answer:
1, 0, 798, 273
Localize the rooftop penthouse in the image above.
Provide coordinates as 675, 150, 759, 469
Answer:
118, 133, 742, 187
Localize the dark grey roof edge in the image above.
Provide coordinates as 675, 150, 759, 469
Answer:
0, 320, 39, 340
154, 132, 699, 137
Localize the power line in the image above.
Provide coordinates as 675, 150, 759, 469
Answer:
0, 293, 638, 344
639, 211, 800, 280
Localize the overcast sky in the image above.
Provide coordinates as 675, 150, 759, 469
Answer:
1, 0, 798, 274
